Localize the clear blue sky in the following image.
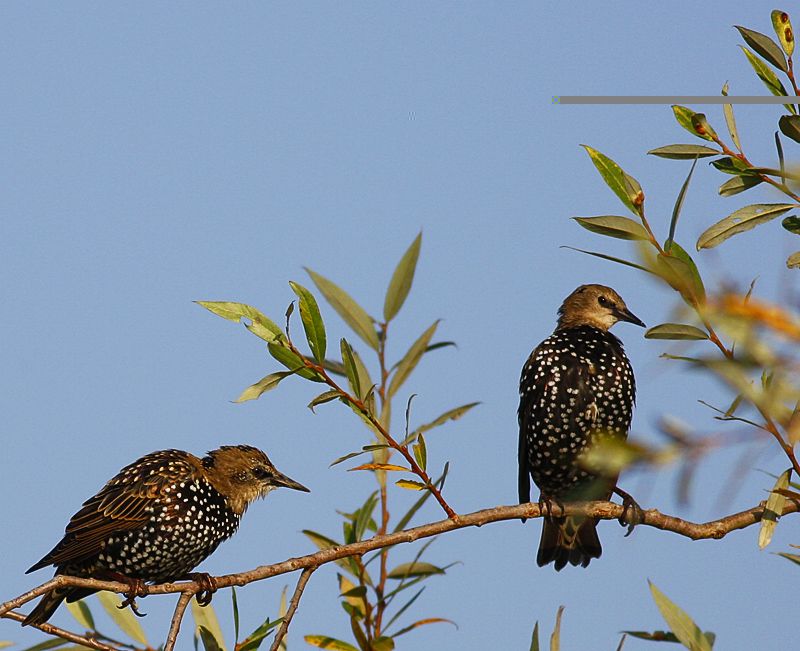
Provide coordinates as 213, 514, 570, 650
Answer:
2, 3, 795, 649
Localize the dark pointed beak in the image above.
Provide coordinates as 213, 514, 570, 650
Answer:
272, 470, 310, 492
615, 307, 646, 328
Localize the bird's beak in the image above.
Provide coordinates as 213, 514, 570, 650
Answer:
272, 470, 310, 492
615, 307, 646, 328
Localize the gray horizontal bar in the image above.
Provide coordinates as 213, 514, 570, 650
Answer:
553, 95, 800, 105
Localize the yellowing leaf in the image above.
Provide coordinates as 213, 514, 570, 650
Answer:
304, 636, 359, 650
648, 582, 712, 651
97, 591, 149, 646
759, 468, 791, 549
384, 232, 422, 322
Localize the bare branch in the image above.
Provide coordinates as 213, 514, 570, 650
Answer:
163, 591, 193, 651
269, 566, 316, 651
4, 498, 798, 628
2, 609, 121, 650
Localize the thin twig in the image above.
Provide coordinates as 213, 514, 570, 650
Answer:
163, 591, 193, 651
5, 497, 798, 622
1, 610, 120, 650
269, 567, 316, 651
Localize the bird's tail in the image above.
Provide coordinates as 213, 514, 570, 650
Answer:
537, 516, 602, 570
23, 587, 95, 626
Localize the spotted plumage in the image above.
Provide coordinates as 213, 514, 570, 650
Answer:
518, 284, 644, 570
24, 445, 309, 626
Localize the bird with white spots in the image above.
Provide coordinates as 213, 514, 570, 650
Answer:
23, 445, 309, 625
518, 284, 644, 570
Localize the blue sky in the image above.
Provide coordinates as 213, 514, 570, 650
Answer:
1, 3, 796, 649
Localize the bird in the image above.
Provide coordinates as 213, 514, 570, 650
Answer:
518, 284, 644, 570
23, 444, 309, 626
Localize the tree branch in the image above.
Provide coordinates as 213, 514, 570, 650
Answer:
4, 498, 798, 627
1, 609, 121, 650
163, 591, 193, 651
269, 566, 315, 651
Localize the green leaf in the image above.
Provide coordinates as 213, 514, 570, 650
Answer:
697, 203, 796, 249
388, 321, 440, 398
384, 232, 422, 322
648, 144, 720, 159
778, 552, 800, 566
530, 621, 540, 651
648, 581, 712, 651
65, 599, 95, 630
690, 113, 718, 141
736, 25, 788, 72
231, 587, 240, 644
787, 251, 800, 268
671, 106, 716, 142
740, 46, 795, 113
657, 243, 705, 304
759, 468, 791, 549
97, 591, 149, 646
719, 175, 762, 197
783, 216, 800, 234
352, 348, 374, 403
391, 618, 456, 638
710, 156, 752, 176
572, 216, 649, 240
665, 158, 698, 251
195, 301, 282, 342
550, 606, 564, 651
340, 338, 361, 399
305, 267, 379, 350
192, 600, 227, 651
289, 281, 327, 364
393, 463, 449, 532
623, 630, 681, 642
372, 637, 396, 651
267, 342, 322, 381
645, 323, 709, 340
414, 402, 480, 437
779, 115, 800, 143
721, 82, 742, 152
772, 10, 795, 56
18, 641, 69, 651
396, 478, 427, 490
308, 389, 341, 412
413, 433, 427, 471
302, 530, 353, 571
387, 562, 445, 579
561, 246, 654, 274
235, 371, 293, 403
304, 636, 359, 651
581, 145, 643, 214
238, 617, 282, 651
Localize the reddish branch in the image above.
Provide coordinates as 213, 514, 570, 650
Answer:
3, 497, 798, 650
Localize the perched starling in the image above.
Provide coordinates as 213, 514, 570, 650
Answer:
24, 445, 309, 625
518, 284, 644, 570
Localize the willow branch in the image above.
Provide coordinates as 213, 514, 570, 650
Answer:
269, 566, 315, 651
1, 610, 120, 650
162, 591, 193, 651
4, 497, 798, 624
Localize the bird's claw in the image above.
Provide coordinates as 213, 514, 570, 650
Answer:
188, 573, 218, 607
538, 495, 564, 519
116, 577, 148, 617
614, 487, 644, 536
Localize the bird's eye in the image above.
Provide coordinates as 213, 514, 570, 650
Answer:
252, 466, 271, 480
597, 296, 611, 308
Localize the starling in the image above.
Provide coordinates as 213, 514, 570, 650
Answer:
24, 445, 309, 625
518, 284, 644, 570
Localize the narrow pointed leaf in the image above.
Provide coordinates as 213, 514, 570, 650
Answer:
197, 626, 223, 651
779, 115, 800, 143
671, 106, 717, 141
388, 321, 440, 397
665, 157, 698, 251
690, 113, 718, 141
289, 281, 326, 364
581, 145, 642, 214
719, 175, 762, 197
393, 464, 448, 532
656, 247, 705, 304
97, 591, 149, 646
303, 636, 359, 651
550, 606, 564, 651
349, 463, 409, 472
267, 342, 322, 381
340, 339, 361, 398
192, 600, 226, 651
782, 216, 800, 234
530, 622, 540, 651
736, 25, 788, 72
697, 204, 796, 249
721, 82, 742, 152
741, 47, 795, 113
562, 246, 654, 274
309, 389, 341, 412
330, 449, 370, 467
787, 251, 800, 268
302, 530, 352, 571
388, 562, 445, 579
645, 323, 709, 340
195, 301, 282, 342
413, 433, 427, 471
771, 10, 795, 56
778, 552, 800, 566
759, 468, 791, 549
66, 600, 95, 630
396, 478, 427, 490
572, 216, 648, 240
414, 402, 480, 436
352, 348, 374, 401
384, 232, 422, 322
392, 618, 457, 638
648, 581, 712, 651
305, 267, 379, 350
235, 371, 293, 403
231, 587, 240, 644
648, 144, 720, 159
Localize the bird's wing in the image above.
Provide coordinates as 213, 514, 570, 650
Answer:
27, 451, 201, 572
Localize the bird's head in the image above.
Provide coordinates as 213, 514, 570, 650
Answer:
555, 284, 645, 332
202, 445, 309, 515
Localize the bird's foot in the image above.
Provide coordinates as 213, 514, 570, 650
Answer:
108, 574, 148, 618
187, 573, 218, 607
613, 486, 644, 537
538, 494, 565, 519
